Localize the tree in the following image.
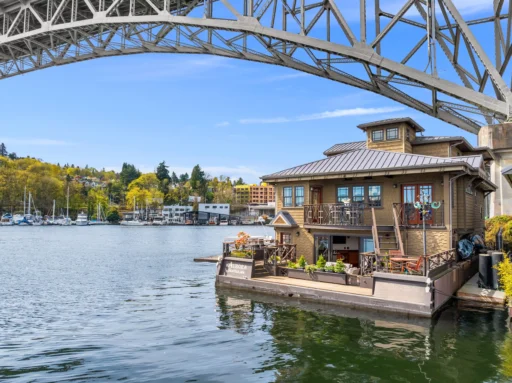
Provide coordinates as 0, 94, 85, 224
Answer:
179, 173, 189, 183
190, 165, 205, 190
106, 207, 121, 223
8, 152, 17, 160
120, 163, 141, 187
0, 143, 7, 157
156, 161, 170, 182
171, 171, 179, 185
235, 177, 245, 185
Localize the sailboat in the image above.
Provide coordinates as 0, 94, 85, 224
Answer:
121, 197, 146, 226
90, 203, 108, 225
60, 186, 72, 226
13, 186, 31, 225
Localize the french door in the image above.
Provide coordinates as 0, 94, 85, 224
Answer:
402, 184, 433, 225
310, 186, 323, 223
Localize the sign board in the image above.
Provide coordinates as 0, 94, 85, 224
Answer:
220, 257, 254, 279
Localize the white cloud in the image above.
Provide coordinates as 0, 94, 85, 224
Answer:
239, 106, 405, 125
215, 121, 230, 127
0, 138, 71, 146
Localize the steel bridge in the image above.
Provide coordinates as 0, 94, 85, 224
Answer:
0, 0, 510, 133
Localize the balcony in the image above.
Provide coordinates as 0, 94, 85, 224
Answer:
393, 202, 445, 228
304, 203, 367, 226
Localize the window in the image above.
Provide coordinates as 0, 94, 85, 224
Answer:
295, 186, 304, 207
368, 185, 382, 207
281, 233, 291, 244
386, 127, 399, 140
352, 186, 365, 202
337, 187, 349, 203
372, 129, 384, 142
283, 187, 293, 207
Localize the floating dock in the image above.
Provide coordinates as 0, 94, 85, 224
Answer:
194, 255, 221, 263
456, 274, 506, 305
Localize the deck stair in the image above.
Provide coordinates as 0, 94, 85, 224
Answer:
254, 260, 271, 278
371, 207, 405, 256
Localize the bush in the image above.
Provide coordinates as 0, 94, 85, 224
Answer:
297, 255, 306, 268
287, 261, 297, 269
106, 207, 121, 223
495, 257, 512, 307
230, 250, 253, 258
304, 265, 317, 274
316, 255, 326, 269
485, 215, 512, 247
334, 259, 345, 274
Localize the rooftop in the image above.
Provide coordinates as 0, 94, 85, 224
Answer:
262, 149, 484, 180
357, 117, 425, 132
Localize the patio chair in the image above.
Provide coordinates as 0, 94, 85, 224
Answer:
404, 256, 425, 275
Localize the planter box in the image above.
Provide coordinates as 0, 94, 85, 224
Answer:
287, 268, 347, 285
347, 274, 359, 286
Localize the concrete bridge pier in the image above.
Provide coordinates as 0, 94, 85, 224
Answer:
478, 123, 512, 217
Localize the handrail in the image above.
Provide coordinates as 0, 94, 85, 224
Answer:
371, 207, 380, 256
392, 205, 404, 255
426, 248, 456, 272
304, 203, 366, 226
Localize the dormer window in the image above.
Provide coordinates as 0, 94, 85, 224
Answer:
386, 127, 399, 140
372, 130, 384, 142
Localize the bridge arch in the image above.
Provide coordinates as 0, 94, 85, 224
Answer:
0, 0, 510, 133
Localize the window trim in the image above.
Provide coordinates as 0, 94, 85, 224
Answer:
386, 127, 399, 141
295, 186, 305, 207
372, 129, 384, 142
283, 186, 293, 207
335, 183, 384, 208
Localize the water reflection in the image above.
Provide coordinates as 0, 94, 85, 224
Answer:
216, 289, 510, 383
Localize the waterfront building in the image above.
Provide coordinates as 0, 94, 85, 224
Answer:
234, 183, 275, 205
163, 205, 193, 221
262, 118, 496, 266
234, 185, 250, 204
199, 203, 230, 216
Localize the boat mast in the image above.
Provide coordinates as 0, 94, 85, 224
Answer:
23, 186, 26, 215
28, 192, 31, 215
66, 186, 70, 219
133, 196, 136, 220
52, 200, 55, 222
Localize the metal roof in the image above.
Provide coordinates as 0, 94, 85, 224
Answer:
357, 117, 425, 132
323, 141, 367, 156
262, 149, 483, 179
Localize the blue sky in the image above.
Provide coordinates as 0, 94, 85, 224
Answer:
0, 0, 498, 183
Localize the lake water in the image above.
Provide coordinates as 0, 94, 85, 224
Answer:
1, 226, 511, 382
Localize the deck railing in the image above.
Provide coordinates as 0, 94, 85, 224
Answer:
264, 244, 297, 275
393, 202, 445, 228
304, 203, 366, 226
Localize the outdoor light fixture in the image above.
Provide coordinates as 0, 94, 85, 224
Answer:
296, 231, 300, 237
393, 184, 397, 188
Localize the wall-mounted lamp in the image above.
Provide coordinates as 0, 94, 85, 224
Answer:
393, 184, 398, 188
296, 231, 300, 237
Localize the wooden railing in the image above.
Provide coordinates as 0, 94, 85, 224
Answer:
392, 205, 404, 255
426, 249, 456, 272
304, 203, 366, 226
264, 244, 297, 275
393, 202, 445, 228
371, 207, 380, 256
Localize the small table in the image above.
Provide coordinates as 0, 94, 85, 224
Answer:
389, 257, 418, 273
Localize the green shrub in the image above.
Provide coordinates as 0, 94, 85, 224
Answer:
495, 257, 512, 307
230, 250, 253, 258
324, 265, 334, 272
297, 255, 306, 268
316, 255, 326, 269
287, 261, 297, 269
334, 259, 345, 273
304, 265, 317, 274
486, 215, 512, 246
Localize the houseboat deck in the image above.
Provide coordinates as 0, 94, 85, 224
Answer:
456, 274, 506, 305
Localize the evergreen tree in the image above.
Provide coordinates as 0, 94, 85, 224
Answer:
8, 152, 17, 160
190, 165, 205, 190
171, 171, 179, 185
235, 177, 245, 185
179, 173, 189, 183
156, 161, 170, 182
120, 162, 141, 187
0, 143, 7, 157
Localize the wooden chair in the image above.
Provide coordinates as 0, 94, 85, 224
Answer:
404, 256, 425, 275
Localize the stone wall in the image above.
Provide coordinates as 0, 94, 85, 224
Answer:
404, 229, 449, 256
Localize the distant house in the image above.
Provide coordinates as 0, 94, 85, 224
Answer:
163, 205, 193, 221
199, 203, 230, 216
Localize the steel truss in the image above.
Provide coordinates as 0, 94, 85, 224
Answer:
0, 0, 510, 133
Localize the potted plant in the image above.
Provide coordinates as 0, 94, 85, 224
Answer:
324, 265, 334, 273
287, 261, 298, 269
305, 264, 317, 274
316, 255, 326, 272
297, 255, 306, 270
334, 259, 346, 274
495, 257, 512, 318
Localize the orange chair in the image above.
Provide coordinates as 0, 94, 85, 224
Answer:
404, 256, 425, 275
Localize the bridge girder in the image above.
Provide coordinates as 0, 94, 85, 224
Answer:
0, 0, 509, 133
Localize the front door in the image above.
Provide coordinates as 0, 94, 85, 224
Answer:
402, 184, 433, 225
314, 235, 330, 263
310, 186, 323, 223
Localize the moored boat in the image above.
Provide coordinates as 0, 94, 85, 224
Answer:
76, 212, 89, 226
1, 213, 14, 226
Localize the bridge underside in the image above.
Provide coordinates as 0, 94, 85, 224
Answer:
0, 0, 510, 133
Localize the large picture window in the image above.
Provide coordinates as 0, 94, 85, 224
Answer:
295, 186, 304, 206
283, 187, 293, 207
336, 184, 383, 206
